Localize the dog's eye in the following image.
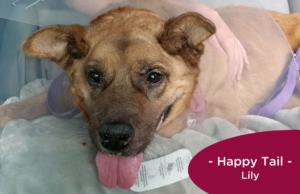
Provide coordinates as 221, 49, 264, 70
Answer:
147, 72, 163, 84
88, 71, 101, 83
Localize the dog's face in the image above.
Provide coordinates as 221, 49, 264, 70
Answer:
22, 8, 215, 156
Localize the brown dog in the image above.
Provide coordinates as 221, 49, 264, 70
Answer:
21, 7, 217, 156
1, 5, 300, 189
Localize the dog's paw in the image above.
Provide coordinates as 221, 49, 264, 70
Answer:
158, 118, 187, 138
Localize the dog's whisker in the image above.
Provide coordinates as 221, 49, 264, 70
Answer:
166, 137, 186, 149
71, 131, 88, 135
64, 121, 89, 129
67, 133, 89, 140
67, 137, 88, 145
145, 141, 159, 152
66, 132, 90, 144
149, 138, 165, 153
68, 134, 89, 139
67, 134, 90, 142
146, 142, 159, 151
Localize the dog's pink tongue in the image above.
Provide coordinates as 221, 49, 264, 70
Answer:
96, 152, 143, 189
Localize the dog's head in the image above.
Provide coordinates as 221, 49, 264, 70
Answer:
22, 7, 215, 156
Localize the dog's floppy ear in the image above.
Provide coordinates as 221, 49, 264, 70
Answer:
22, 25, 89, 70
158, 12, 216, 66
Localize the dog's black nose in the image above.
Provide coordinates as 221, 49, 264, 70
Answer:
99, 122, 134, 151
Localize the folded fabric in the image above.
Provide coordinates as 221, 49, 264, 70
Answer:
1, 78, 297, 194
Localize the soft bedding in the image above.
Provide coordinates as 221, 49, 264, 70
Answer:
0, 79, 299, 194
0, 0, 297, 193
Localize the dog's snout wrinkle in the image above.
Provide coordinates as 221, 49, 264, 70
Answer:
99, 122, 134, 152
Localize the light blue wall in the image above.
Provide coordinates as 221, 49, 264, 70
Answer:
288, 0, 300, 13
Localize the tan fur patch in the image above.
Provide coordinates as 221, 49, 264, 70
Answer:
269, 11, 300, 53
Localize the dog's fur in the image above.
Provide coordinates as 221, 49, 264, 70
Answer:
1, 6, 300, 156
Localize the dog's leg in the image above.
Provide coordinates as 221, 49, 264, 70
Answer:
269, 11, 300, 109
0, 94, 50, 128
269, 11, 300, 53
205, 105, 241, 126
283, 82, 300, 109
158, 117, 187, 137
